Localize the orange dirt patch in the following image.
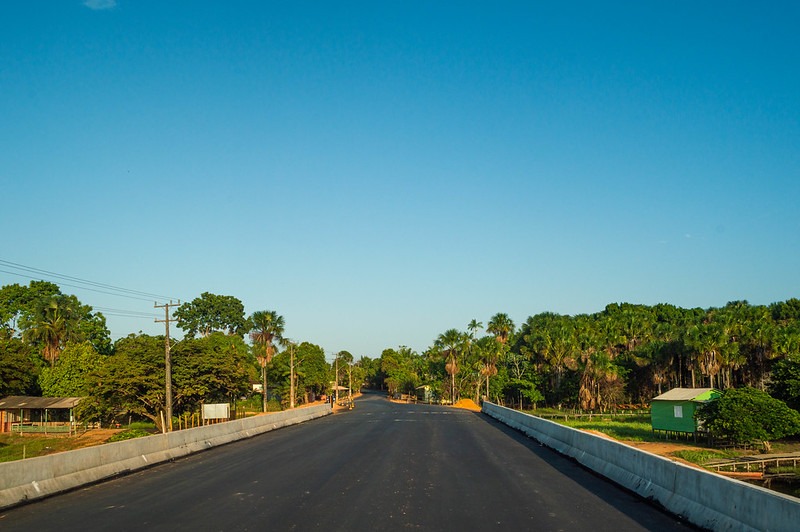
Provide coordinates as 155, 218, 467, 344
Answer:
72, 428, 125, 447
453, 399, 482, 412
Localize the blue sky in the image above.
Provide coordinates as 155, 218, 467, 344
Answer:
2, 1, 798, 358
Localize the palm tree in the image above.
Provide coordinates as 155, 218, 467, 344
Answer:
249, 310, 285, 412
687, 323, 725, 388
465, 319, 484, 400
23, 295, 80, 367
435, 328, 465, 404
467, 319, 483, 339
479, 337, 503, 399
487, 313, 515, 344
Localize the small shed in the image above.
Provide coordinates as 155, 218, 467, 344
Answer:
0, 396, 83, 434
415, 385, 435, 403
650, 387, 720, 437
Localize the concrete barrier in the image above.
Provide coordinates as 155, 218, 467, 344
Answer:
483, 402, 800, 532
0, 404, 331, 510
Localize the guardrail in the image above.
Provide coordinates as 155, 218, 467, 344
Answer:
482, 401, 799, 532
0, 404, 331, 510
711, 456, 800, 475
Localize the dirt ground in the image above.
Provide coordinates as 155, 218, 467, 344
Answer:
72, 428, 125, 447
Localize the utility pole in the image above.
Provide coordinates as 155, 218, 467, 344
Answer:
289, 343, 295, 409
155, 300, 179, 432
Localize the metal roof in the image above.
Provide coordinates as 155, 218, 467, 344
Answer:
0, 396, 83, 410
651, 388, 716, 402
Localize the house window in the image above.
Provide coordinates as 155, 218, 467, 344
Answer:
674, 405, 683, 418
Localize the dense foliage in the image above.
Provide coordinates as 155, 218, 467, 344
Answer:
696, 387, 800, 446
2, 280, 799, 435
1, 283, 370, 430
367, 302, 800, 412
174, 292, 248, 338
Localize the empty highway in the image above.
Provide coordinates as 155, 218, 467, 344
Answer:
0, 392, 691, 531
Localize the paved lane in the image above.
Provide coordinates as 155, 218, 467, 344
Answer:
0, 392, 691, 531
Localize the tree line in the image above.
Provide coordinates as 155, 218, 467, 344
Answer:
363, 301, 800, 414
3, 280, 799, 430
1, 283, 365, 430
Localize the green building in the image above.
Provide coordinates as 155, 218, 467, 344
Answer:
650, 387, 721, 437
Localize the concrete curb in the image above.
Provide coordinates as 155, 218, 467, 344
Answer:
0, 404, 331, 510
482, 402, 800, 532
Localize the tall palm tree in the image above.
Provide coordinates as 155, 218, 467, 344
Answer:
467, 319, 483, 339
435, 328, 465, 404
249, 310, 285, 412
487, 313, 515, 344
479, 337, 503, 399
465, 319, 483, 400
687, 323, 725, 388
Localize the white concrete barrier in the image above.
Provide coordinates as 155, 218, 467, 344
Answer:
0, 404, 331, 510
483, 402, 800, 532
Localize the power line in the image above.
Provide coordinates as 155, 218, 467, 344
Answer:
0, 258, 180, 301
0, 269, 161, 302
92, 306, 161, 320
0, 259, 177, 301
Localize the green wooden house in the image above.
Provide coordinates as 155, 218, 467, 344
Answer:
650, 387, 721, 437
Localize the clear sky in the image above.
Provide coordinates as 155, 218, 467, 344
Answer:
2, 1, 798, 359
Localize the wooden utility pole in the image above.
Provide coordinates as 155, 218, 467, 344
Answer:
155, 300, 179, 432
289, 342, 296, 409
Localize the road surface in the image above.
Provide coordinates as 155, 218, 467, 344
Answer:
0, 392, 692, 531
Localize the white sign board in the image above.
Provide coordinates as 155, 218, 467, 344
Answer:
202, 403, 230, 420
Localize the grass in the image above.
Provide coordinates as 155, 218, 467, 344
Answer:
0, 434, 81, 463
556, 415, 657, 442
672, 449, 736, 465
107, 429, 151, 442
127, 421, 157, 430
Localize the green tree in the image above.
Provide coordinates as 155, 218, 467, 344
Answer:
770, 298, 800, 324
22, 294, 82, 366
525, 313, 578, 402
686, 322, 726, 388
697, 387, 800, 449
175, 292, 247, 338
476, 336, 503, 399
467, 319, 483, 339
80, 334, 166, 429
249, 310, 285, 412
271, 341, 327, 407
487, 313, 515, 345
358, 355, 383, 389
380, 346, 419, 396
501, 348, 542, 409
39, 341, 104, 396
299, 343, 329, 401
172, 333, 254, 410
435, 329, 466, 403
769, 358, 800, 411
0, 281, 60, 337
0, 336, 41, 396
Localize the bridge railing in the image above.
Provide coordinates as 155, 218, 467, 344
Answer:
482, 401, 799, 532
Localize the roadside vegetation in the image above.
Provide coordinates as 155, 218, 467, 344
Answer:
556, 415, 655, 442
0, 433, 91, 463
2, 281, 800, 454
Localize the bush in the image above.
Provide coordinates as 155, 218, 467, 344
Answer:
108, 429, 151, 442
697, 387, 800, 447
672, 449, 733, 465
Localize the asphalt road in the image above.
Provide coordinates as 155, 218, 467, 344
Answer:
0, 392, 692, 531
